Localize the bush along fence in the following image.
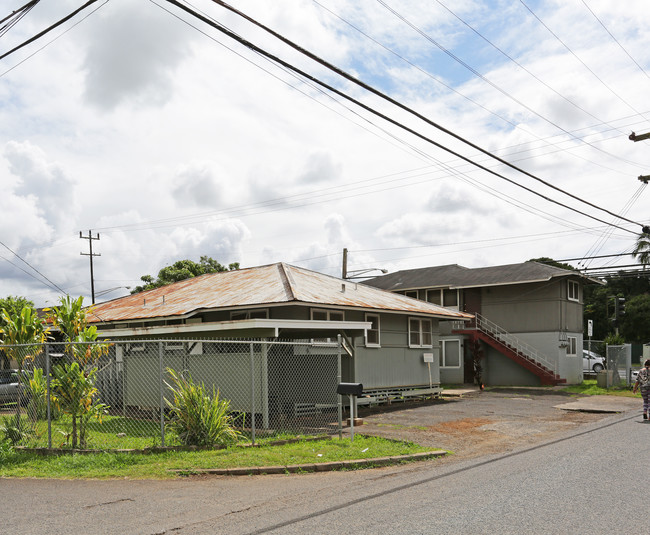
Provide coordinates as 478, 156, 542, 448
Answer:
0, 338, 345, 450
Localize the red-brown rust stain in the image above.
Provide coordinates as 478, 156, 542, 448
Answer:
88, 263, 473, 323
428, 418, 495, 433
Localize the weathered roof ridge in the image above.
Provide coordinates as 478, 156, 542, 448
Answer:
277, 263, 297, 302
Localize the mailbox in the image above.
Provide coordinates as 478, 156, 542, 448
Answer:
337, 382, 363, 396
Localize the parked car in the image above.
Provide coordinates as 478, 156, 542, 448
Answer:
583, 350, 605, 373
631, 369, 640, 385
0, 369, 30, 406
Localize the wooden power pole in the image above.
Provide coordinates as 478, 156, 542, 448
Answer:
80, 230, 101, 304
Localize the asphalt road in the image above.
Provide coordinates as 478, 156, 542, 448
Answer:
2, 406, 644, 535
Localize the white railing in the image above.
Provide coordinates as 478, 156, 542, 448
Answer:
473, 313, 557, 376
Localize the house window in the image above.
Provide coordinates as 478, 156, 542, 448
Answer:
231, 309, 269, 320
404, 290, 419, 299
426, 289, 441, 305
568, 280, 579, 302
311, 309, 344, 343
567, 336, 577, 356
311, 309, 344, 322
409, 318, 432, 348
440, 339, 461, 368
365, 314, 380, 347
443, 289, 458, 308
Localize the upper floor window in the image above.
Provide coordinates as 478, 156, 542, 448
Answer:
443, 289, 458, 308
426, 289, 441, 305
409, 318, 432, 348
404, 290, 419, 299
365, 313, 380, 347
568, 280, 579, 302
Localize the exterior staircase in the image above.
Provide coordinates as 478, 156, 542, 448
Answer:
453, 313, 566, 386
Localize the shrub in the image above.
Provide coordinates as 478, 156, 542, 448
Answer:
165, 368, 242, 447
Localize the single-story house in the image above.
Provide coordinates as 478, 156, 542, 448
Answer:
87, 262, 472, 421
364, 261, 599, 386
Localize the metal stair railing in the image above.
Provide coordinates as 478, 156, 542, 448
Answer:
474, 313, 557, 376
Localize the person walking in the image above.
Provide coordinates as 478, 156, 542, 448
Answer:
633, 359, 650, 420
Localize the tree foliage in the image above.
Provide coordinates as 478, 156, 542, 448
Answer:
0, 305, 48, 426
0, 296, 34, 326
46, 296, 108, 366
633, 230, 650, 265
528, 257, 577, 271
131, 256, 240, 294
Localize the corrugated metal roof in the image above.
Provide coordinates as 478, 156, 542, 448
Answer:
88, 263, 472, 323
365, 261, 594, 291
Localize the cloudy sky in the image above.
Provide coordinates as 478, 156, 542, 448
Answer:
1, 0, 650, 307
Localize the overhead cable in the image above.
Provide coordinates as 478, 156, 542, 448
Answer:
0, 0, 39, 37
0, 240, 67, 295
167, 0, 643, 234
0, 0, 99, 61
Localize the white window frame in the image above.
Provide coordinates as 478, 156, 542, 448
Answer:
440, 339, 462, 368
365, 313, 380, 348
568, 280, 579, 302
311, 308, 345, 344
404, 290, 419, 299
409, 317, 433, 348
443, 289, 459, 309
567, 336, 578, 356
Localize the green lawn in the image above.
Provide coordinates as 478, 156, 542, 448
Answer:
560, 379, 639, 397
0, 435, 435, 479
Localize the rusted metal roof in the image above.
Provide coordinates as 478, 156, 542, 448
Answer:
87, 263, 472, 323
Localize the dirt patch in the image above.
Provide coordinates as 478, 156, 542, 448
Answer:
355, 391, 616, 463
429, 418, 494, 433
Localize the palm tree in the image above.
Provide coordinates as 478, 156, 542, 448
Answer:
632, 229, 650, 266
0, 306, 48, 427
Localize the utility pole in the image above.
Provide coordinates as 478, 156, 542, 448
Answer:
629, 132, 650, 233
80, 230, 101, 304
342, 248, 348, 279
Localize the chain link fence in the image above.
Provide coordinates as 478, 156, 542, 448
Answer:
0, 338, 344, 450
582, 340, 634, 386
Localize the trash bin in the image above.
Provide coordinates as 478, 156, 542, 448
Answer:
596, 370, 613, 388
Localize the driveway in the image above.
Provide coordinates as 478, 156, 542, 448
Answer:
354, 387, 640, 462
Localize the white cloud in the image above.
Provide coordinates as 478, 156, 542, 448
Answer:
80, 1, 194, 110
1, 0, 650, 306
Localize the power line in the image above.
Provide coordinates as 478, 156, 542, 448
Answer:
377, 0, 642, 168
0, 0, 39, 37
0, 0, 108, 79
0, 0, 100, 61
0, 240, 67, 295
171, 0, 644, 235
312, 0, 647, 176
518, 0, 649, 122
580, 0, 650, 83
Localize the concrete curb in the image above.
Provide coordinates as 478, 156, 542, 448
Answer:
170, 450, 447, 476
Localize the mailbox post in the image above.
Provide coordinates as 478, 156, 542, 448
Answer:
337, 382, 363, 440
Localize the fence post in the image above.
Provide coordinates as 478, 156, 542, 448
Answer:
46, 344, 52, 449
159, 341, 165, 447
337, 335, 342, 440
250, 342, 256, 446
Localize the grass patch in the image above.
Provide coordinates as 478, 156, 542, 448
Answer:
0, 435, 434, 479
560, 379, 638, 397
